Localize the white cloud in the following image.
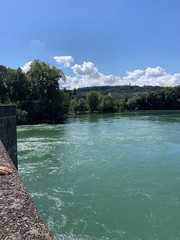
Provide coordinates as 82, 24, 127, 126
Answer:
20, 61, 32, 73
121, 67, 180, 87
145, 66, 166, 78
59, 76, 80, 89
72, 61, 100, 78
60, 61, 122, 89
168, 73, 180, 86
64, 63, 180, 89
21, 59, 180, 89
54, 56, 74, 67
123, 69, 144, 82
29, 39, 46, 49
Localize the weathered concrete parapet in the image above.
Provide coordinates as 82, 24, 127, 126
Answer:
0, 104, 17, 168
0, 141, 52, 239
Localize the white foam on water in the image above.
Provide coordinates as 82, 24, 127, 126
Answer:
53, 233, 96, 240
46, 194, 64, 209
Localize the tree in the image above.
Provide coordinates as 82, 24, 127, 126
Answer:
6, 67, 30, 102
86, 91, 100, 113
116, 98, 127, 111
60, 91, 70, 115
98, 95, 115, 112
78, 98, 87, 113
70, 99, 78, 115
126, 97, 137, 111
164, 87, 179, 109
0, 65, 9, 103
27, 59, 66, 122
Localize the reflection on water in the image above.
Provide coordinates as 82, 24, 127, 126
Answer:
18, 111, 180, 240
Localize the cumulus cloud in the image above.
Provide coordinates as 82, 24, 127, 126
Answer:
123, 69, 144, 82
20, 61, 32, 73
72, 61, 100, 78
64, 63, 180, 89
145, 66, 167, 78
122, 67, 177, 87
21, 59, 180, 89
54, 56, 74, 67
59, 61, 121, 89
59, 76, 80, 89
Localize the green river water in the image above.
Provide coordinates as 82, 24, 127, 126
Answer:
17, 111, 180, 240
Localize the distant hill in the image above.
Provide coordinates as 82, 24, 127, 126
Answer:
73, 85, 164, 99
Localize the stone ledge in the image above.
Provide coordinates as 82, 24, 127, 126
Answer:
0, 141, 52, 240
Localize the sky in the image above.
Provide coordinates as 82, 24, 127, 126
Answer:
1, 0, 180, 89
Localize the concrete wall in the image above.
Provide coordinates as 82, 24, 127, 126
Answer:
0, 140, 52, 239
0, 104, 17, 168
0, 104, 52, 239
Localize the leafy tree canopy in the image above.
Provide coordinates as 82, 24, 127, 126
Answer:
0, 60, 68, 124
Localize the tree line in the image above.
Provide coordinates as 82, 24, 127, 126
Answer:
0, 60, 180, 124
0, 60, 69, 124
70, 86, 180, 114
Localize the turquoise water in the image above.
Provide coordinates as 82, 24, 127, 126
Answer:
17, 111, 180, 240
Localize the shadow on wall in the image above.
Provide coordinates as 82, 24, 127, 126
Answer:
0, 104, 17, 168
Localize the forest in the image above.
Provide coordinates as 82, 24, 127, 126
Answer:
0, 60, 180, 124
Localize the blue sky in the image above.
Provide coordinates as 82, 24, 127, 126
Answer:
1, 0, 180, 89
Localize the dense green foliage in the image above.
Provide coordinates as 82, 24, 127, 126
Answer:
0, 60, 179, 124
0, 60, 69, 124
73, 85, 164, 99
69, 86, 180, 114
86, 91, 100, 113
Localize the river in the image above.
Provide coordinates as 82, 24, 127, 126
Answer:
17, 111, 180, 240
